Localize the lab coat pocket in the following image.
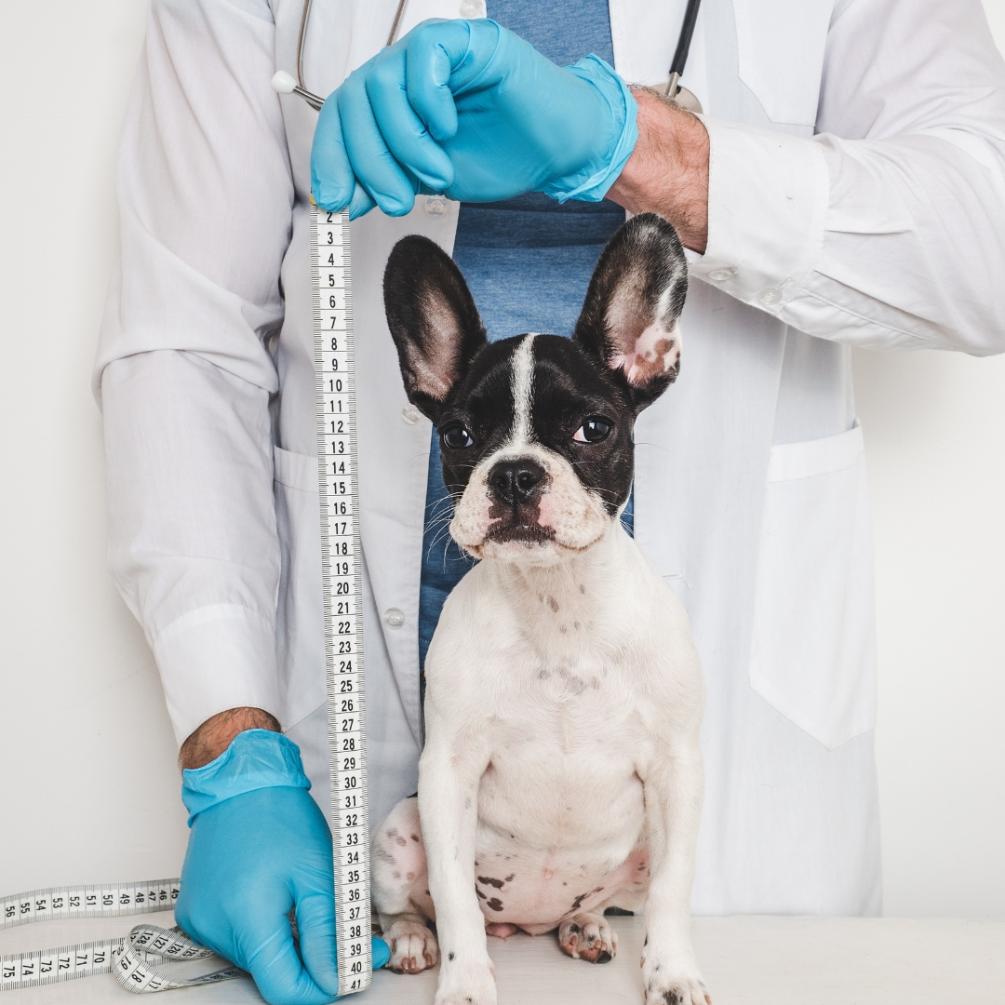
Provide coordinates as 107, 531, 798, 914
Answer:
273, 445, 327, 728
748, 422, 877, 749
733, 0, 832, 126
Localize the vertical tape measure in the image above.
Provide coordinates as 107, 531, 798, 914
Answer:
0, 207, 372, 997
312, 206, 372, 996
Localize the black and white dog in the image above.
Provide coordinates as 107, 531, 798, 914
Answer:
373, 213, 709, 1005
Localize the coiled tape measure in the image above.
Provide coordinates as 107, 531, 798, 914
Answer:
2, 144, 372, 995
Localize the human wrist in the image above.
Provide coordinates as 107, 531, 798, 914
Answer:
179, 706, 280, 770
180, 727, 310, 827
542, 54, 639, 204
606, 85, 709, 253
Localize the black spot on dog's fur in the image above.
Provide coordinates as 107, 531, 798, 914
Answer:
486, 897, 504, 912
478, 876, 505, 889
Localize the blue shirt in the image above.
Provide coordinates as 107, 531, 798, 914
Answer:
418, 0, 633, 671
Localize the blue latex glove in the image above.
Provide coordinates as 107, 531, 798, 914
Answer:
311, 17, 637, 219
175, 729, 390, 1005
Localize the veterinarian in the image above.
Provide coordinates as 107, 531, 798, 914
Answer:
92, 0, 1005, 1002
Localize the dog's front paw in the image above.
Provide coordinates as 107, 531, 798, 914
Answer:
433, 958, 497, 1005
641, 954, 710, 1005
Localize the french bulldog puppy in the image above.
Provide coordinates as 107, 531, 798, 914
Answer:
373, 213, 708, 1005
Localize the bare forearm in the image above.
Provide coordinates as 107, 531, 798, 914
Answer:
178, 706, 281, 770
607, 85, 709, 254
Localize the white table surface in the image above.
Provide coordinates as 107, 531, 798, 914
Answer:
3, 914, 1003, 1003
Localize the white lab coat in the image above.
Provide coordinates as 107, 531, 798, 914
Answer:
92, 0, 1005, 915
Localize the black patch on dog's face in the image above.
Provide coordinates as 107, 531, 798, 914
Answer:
528, 337, 635, 514
435, 337, 516, 497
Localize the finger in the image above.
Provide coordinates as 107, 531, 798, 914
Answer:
347, 181, 376, 222
246, 918, 333, 1005
337, 70, 417, 216
311, 95, 355, 212
371, 935, 391, 970
294, 890, 340, 997
405, 19, 474, 141
365, 54, 453, 190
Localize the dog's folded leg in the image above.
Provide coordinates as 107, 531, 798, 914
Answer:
640, 737, 711, 1005
418, 701, 497, 1005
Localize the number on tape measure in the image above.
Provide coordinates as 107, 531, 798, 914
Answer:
0, 880, 231, 994
0, 209, 372, 996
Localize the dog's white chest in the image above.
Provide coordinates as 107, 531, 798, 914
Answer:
453, 588, 658, 925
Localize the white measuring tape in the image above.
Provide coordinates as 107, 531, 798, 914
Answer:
1, 206, 372, 997
312, 206, 372, 996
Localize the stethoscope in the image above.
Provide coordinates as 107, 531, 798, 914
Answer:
275, 0, 703, 114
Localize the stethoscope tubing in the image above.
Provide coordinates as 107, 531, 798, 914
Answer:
671, 0, 702, 79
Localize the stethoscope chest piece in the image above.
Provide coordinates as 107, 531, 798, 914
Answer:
644, 73, 703, 115
667, 80, 703, 114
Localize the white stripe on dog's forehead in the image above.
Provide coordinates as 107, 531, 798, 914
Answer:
510, 334, 537, 446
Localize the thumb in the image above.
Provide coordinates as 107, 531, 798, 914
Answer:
371, 934, 391, 970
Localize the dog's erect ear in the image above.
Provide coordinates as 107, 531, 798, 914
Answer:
383, 235, 487, 422
573, 212, 687, 410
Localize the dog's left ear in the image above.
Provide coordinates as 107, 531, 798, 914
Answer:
383, 235, 487, 422
573, 212, 687, 411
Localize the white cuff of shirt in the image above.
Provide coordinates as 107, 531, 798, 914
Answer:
149, 604, 281, 747
685, 117, 829, 312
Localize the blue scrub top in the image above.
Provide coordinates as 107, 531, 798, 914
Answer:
418, 0, 634, 672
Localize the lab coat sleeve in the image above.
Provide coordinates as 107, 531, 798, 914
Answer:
688, 0, 1005, 355
91, 0, 294, 746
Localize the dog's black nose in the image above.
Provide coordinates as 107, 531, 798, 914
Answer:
488, 458, 547, 506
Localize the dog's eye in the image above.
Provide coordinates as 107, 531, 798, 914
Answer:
440, 423, 476, 450
573, 416, 613, 444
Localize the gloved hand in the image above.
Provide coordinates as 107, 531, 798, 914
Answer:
310, 17, 637, 219
175, 728, 390, 1004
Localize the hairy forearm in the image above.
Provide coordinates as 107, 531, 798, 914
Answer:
607, 85, 710, 254
178, 706, 281, 770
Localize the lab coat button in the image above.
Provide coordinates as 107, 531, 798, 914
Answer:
709, 267, 736, 282
425, 195, 447, 216
384, 608, 406, 628
759, 288, 782, 306
401, 405, 421, 425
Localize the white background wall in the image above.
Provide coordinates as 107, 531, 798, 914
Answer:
1, 1, 1003, 917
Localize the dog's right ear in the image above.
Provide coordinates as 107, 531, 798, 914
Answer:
383, 235, 487, 422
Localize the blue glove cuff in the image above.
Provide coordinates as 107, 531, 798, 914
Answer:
543, 54, 639, 204
181, 728, 311, 827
